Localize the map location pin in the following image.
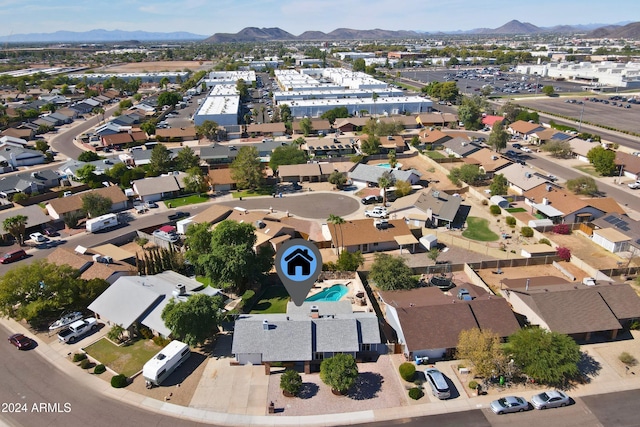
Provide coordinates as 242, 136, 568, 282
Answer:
275, 239, 322, 306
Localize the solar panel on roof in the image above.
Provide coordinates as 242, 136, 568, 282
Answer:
620, 225, 631, 232
603, 215, 618, 224
618, 221, 628, 228
611, 218, 622, 226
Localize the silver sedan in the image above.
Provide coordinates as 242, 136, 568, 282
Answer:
490, 396, 529, 414
531, 390, 570, 410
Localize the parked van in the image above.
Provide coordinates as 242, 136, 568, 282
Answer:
424, 368, 450, 399
0, 249, 27, 264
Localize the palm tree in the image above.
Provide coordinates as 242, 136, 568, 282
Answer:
2, 215, 28, 245
327, 214, 345, 256
377, 170, 396, 206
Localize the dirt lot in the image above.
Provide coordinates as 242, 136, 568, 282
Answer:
478, 263, 590, 294
518, 96, 640, 134
95, 61, 213, 73
546, 231, 628, 270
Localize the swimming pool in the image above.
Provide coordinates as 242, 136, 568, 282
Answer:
376, 163, 403, 169
305, 284, 348, 302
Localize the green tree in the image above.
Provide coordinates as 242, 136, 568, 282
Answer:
378, 170, 395, 205
236, 78, 250, 100
175, 146, 201, 171
541, 85, 555, 96
456, 328, 508, 378
279, 104, 292, 124
269, 144, 307, 172
280, 369, 303, 396
195, 120, 219, 141
369, 253, 417, 291
427, 248, 441, 263
140, 121, 156, 135
157, 91, 181, 107
0, 260, 109, 328
299, 117, 313, 137
320, 353, 359, 394
490, 173, 508, 196
320, 106, 349, 125
148, 144, 173, 176
183, 166, 207, 194
78, 151, 101, 162
352, 58, 366, 72
159, 77, 170, 89
161, 293, 225, 346
93, 107, 105, 122
328, 170, 347, 189
361, 134, 381, 155
458, 97, 483, 130
488, 120, 508, 152
184, 222, 213, 266
75, 164, 99, 186
35, 139, 49, 153
2, 215, 28, 245
118, 99, 133, 109
328, 214, 346, 256
394, 180, 412, 198
449, 164, 482, 186
81, 193, 112, 218
335, 250, 364, 271
541, 140, 572, 158
198, 220, 274, 293
566, 176, 598, 195
507, 328, 581, 385
587, 146, 617, 176
230, 146, 263, 190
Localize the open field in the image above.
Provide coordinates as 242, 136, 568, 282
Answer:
95, 61, 214, 73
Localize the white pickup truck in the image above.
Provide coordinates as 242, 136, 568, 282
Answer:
365, 207, 388, 218
57, 317, 98, 343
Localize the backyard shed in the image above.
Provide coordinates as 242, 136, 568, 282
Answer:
592, 227, 631, 253
490, 196, 510, 209
520, 244, 557, 258
419, 234, 438, 250
528, 219, 554, 229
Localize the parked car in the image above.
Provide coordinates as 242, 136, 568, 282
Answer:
424, 368, 451, 399
145, 201, 159, 209
168, 211, 190, 221
0, 249, 28, 264
505, 150, 518, 157
29, 232, 48, 243
520, 146, 532, 153
42, 225, 59, 237
490, 396, 529, 414
361, 195, 383, 205
531, 390, 570, 410
364, 207, 388, 218
8, 333, 33, 350
628, 182, 640, 190
512, 143, 522, 150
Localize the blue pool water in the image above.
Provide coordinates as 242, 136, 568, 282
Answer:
376, 163, 403, 169
305, 284, 348, 302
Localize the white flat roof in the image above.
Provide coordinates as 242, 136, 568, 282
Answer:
198, 96, 240, 115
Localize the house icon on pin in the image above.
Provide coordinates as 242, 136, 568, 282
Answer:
284, 248, 314, 276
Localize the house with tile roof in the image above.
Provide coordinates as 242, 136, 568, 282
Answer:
507, 120, 545, 141
499, 163, 551, 195
532, 128, 573, 145
481, 115, 504, 128
379, 287, 520, 360
570, 138, 597, 163
616, 151, 640, 181
246, 122, 287, 137
592, 213, 640, 252
464, 148, 511, 178
523, 185, 625, 224
502, 278, 640, 341
232, 301, 382, 372
328, 218, 418, 254
47, 247, 135, 284
45, 186, 128, 220
415, 112, 458, 127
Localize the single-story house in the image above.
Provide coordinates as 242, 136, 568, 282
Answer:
570, 138, 596, 163
592, 214, 640, 252
532, 128, 573, 145
88, 271, 222, 337
302, 138, 356, 157
156, 126, 197, 142
47, 247, 135, 284
291, 119, 332, 135
465, 148, 511, 178
349, 163, 421, 187
503, 279, 640, 341
616, 151, 640, 181
208, 168, 236, 192
379, 135, 407, 153
499, 163, 550, 195
0, 169, 60, 198
334, 117, 371, 133
441, 138, 482, 158
1, 127, 34, 140
415, 112, 458, 128
0, 205, 52, 238
232, 301, 383, 373
481, 115, 504, 128
379, 287, 520, 359
508, 120, 545, 140
246, 122, 287, 137
389, 189, 463, 228
328, 218, 418, 254
132, 172, 186, 203
412, 129, 452, 148
0, 146, 45, 167
199, 144, 239, 165
46, 186, 128, 220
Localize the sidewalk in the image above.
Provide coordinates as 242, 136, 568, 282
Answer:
4, 312, 640, 426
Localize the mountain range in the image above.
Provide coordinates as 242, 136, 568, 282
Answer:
0, 20, 638, 43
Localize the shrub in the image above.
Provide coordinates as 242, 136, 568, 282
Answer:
520, 226, 534, 237
94, 364, 106, 375
135, 237, 149, 247
556, 246, 571, 261
280, 369, 303, 396
79, 359, 92, 369
553, 224, 571, 235
489, 205, 501, 215
408, 387, 424, 400
505, 216, 516, 226
111, 374, 128, 388
399, 362, 416, 381
619, 352, 637, 366
72, 353, 87, 362
153, 335, 171, 347
539, 238, 552, 246
138, 325, 154, 340
468, 380, 478, 389
481, 199, 488, 206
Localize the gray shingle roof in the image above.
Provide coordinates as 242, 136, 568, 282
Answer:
349, 163, 421, 184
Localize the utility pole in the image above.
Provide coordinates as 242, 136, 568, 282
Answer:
578, 102, 585, 132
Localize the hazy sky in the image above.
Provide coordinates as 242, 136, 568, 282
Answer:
0, 0, 638, 36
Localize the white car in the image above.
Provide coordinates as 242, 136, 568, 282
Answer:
628, 182, 640, 190
29, 232, 48, 243
365, 207, 388, 218
520, 146, 532, 153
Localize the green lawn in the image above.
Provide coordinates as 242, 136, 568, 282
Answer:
573, 165, 600, 177
165, 194, 209, 207
85, 338, 164, 377
462, 217, 499, 242
232, 186, 276, 199
505, 207, 526, 213
250, 286, 290, 314
424, 151, 446, 159
195, 276, 214, 287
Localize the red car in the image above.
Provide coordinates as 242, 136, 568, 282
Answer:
8, 333, 32, 350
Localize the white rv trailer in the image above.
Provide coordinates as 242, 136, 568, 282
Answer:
142, 340, 191, 386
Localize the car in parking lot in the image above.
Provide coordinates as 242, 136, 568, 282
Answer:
8, 333, 33, 350
424, 368, 450, 399
490, 396, 529, 414
361, 195, 383, 205
531, 390, 570, 410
